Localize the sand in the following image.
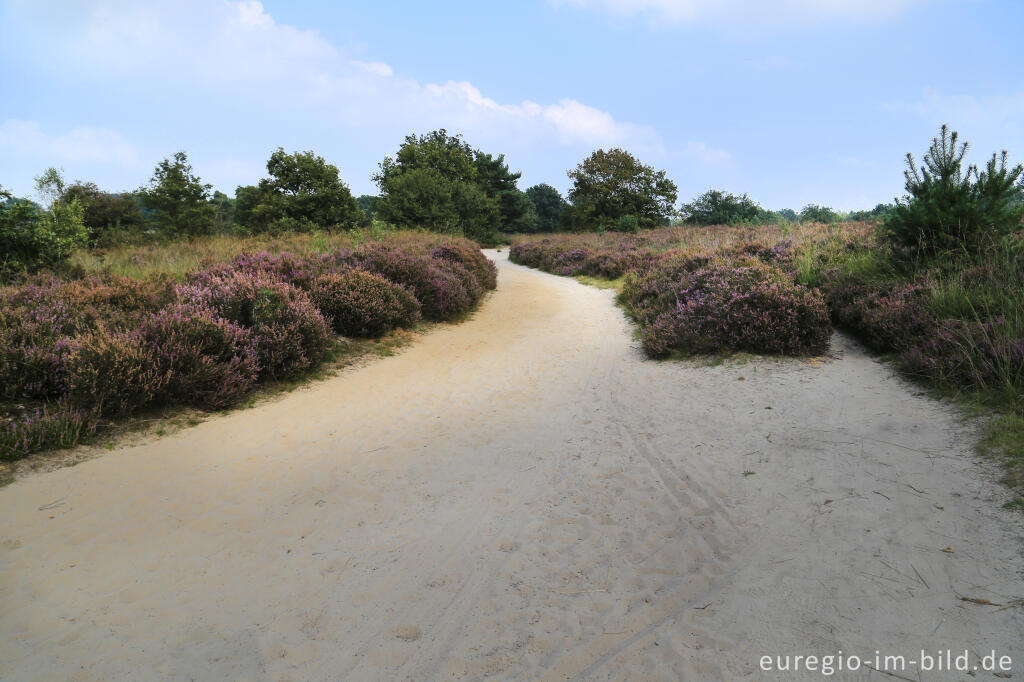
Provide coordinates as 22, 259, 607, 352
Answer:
1, 250, 1021, 680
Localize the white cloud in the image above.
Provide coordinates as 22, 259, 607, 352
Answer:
15, 0, 660, 156
0, 119, 140, 166
552, 0, 931, 24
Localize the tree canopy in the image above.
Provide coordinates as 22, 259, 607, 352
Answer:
565, 148, 677, 231
680, 189, 764, 225
140, 152, 217, 236
247, 148, 361, 232
525, 184, 568, 232
374, 129, 513, 243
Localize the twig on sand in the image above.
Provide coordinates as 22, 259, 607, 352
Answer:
906, 483, 928, 494
911, 563, 930, 590
873, 491, 891, 501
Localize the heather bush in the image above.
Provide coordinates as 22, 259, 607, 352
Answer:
0, 401, 101, 461
64, 329, 171, 416
820, 270, 937, 353
179, 272, 331, 380
354, 244, 473, 321
310, 270, 420, 337
631, 259, 831, 358
138, 304, 260, 408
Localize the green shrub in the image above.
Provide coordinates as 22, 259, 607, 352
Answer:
881, 125, 1023, 263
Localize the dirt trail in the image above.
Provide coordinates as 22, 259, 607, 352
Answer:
1, 250, 1022, 680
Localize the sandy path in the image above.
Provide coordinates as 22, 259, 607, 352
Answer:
1, 250, 1021, 681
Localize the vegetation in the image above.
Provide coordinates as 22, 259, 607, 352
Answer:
525, 183, 569, 233
565, 148, 677, 232
374, 129, 534, 244
241, 148, 362, 233
140, 152, 218, 237
0, 231, 496, 460
680, 189, 765, 225
880, 125, 1023, 264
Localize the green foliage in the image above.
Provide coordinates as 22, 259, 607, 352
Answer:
881, 125, 1024, 264
525, 183, 569, 233
847, 203, 895, 222
680, 189, 765, 225
357, 195, 379, 222
140, 151, 218, 237
248, 148, 361, 232
777, 208, 799, 222
58, 181, 146, 246
799, 204, 840, 223
474, 152, 538, 233
566, 148, 677, 231
1, 179, 88, 276
374, 129, 502, 244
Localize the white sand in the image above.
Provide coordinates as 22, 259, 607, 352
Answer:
1, 250, 1021, 680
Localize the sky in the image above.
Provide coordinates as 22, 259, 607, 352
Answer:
1, 0, 1022, 211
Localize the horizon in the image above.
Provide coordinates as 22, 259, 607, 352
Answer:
2, 0, 1022, 212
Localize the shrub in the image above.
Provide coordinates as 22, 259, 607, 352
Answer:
820, 270, 937, 352
310, 270, 420, 337
64, 329, 171, 416
0, 400, 101, 461
633, 259, 831, 358
430, 242, 498, 291
138, 304, 260, 408
0, 194, 89, 276
179, 273, 331, 380
354, 244, 473, 321
881, 125, 1024, 263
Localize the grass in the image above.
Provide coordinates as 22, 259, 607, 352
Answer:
68, 225, 408, 281
575, 274, 625, 291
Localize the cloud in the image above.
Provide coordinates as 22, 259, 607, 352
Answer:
552, 0, 932, 24
10, 1, 660, 156
0, 119, 141, 167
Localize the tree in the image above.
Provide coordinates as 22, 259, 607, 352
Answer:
140, 152, 217, 236
473, 152, 537, 233
356, 195, 379, 222
799, 204, 840, 223
881, 125, 1024, 262
680, 189, 764, 225
234, 185, 261, 229
248, 148, 361, 232
566, 148, 677, 231
525, 184, 568, 232
1, 181, 87, 276
58, 181, 145, 244
374, 129, 500, 243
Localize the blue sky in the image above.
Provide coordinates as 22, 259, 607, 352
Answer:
1, 0, 1022, 211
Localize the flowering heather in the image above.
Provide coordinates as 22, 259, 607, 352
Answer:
626, 258, 831, 358
821, 270, 938, 353
354, 244, 474, 321
139, 304, 260, 408
310, 270, 420, 337
179, 272, 331, 380
65, 328, 172, 417
1, 232, 496, 460
0, 400, 100, 461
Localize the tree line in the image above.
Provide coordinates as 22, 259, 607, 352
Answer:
8, 127, 993, 276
